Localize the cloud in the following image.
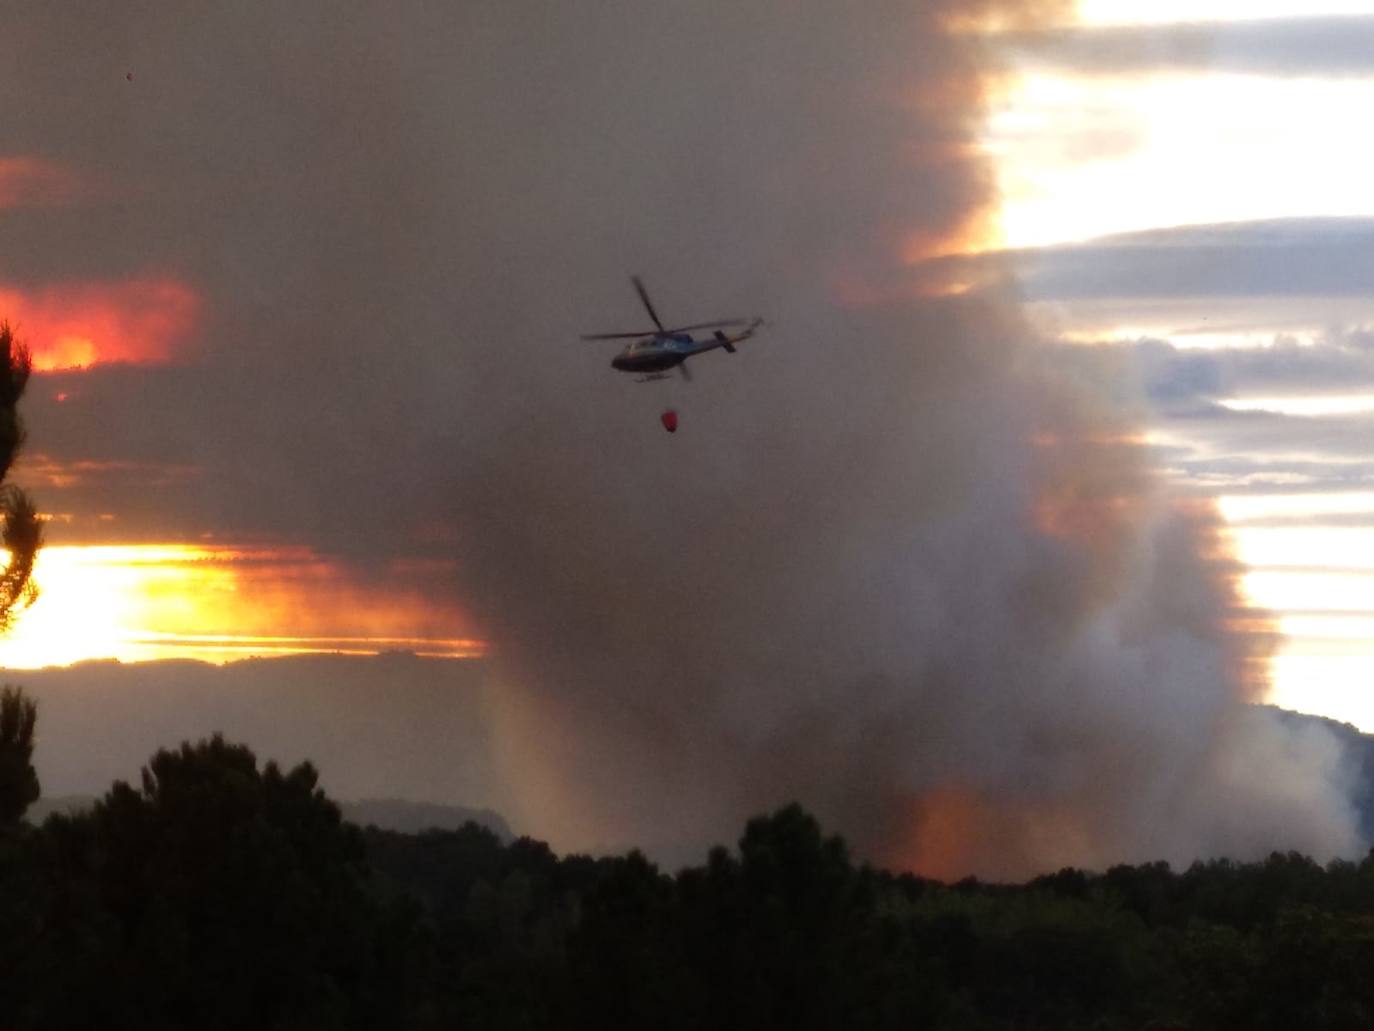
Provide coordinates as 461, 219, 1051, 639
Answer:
1169, 406, 1374, 461
1166, 454, 1374, 495
1000, 16, 1374, 79
1016, 219, 1374, 303
919, 219, 1374, 337
1229, 511, 1374, 528
1059, 330, 1374, 408
1055, 332, 1374, 495
912, 219, 1374, 336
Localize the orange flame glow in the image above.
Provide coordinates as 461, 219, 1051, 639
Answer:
884, 785, 993, 880
0, 279, 200, 370
880, 784, 1100, 882
1028, 425, 1155, 595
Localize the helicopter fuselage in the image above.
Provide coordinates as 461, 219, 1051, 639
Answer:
610, 334, 698, 373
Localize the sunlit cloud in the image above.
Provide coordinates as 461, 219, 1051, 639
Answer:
973, 0, 1374, 740
1236, 563, 1374, 731
1219, 491, 1374, 524
1004, 16, 1374, 80
1232, 527, 1374, 572
0, 279, 200, 370
1075, 0, 1374, 27
22, 456, 201, 492
1242, 569, 1374, 614
984, 73, 1374, 248
1220, 395, 1374, 417
1280, 614, 1374, 645
0, 544, 481, 668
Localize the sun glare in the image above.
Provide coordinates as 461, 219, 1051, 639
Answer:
1268, 653, 1374, 731
1218, 395, 1374, 418
0, 544, 482, 668
984, 73, 1374, 249
1223, 507, 1374, 730
1218, 492, 1374, 524
1076, 0, 1374, 26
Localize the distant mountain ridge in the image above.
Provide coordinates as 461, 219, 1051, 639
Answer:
18, 694, 1374, 859
27, 794, 513, 841
1265, 705, 1374, 847
341, 798, 512, 839
8, 653, 507, 813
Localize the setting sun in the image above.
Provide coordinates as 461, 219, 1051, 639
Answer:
0, 543, 482, 668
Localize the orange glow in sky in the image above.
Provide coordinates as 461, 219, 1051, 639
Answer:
0, 156, 87, 210
0, 544, 482, 668
0, 279, 200, 370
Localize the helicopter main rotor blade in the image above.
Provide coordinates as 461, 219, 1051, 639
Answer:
632, 275, 666, 332
580, 330, 656, 340
660, 318, 755, 334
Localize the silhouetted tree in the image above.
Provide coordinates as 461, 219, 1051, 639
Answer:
14, 734, 419, 1030
19, 752, 1374, 1030
0, 685, 38, 827
0, 323, 38, 633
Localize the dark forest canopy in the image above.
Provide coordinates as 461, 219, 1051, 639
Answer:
4, 731, 1374, 1028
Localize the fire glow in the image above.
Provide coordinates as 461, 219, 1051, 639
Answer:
882, 787, 1093, 883
0, 544, 483, 668
0, 279, 199, 370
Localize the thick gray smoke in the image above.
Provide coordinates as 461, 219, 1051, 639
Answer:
1, 2, 1360, 875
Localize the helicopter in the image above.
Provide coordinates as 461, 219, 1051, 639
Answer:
581, 276, 763, 381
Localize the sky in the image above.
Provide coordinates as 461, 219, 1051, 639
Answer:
1, 1, 1370, 878
982, 0, 1374, 732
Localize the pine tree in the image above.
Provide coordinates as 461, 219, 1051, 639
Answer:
0, 322, 40, 632
0, 322, 42, 827
0, 685, 38, 826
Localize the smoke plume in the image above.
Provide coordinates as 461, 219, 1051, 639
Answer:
1, 1, 1360, 875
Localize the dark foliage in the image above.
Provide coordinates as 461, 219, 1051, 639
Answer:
0, 322, 39, 633
2, 735, 424, 1030
0, 320, 31, 480
9, 726, 1374, 1028
360, 805, 1374, 1031
0, 684, 39, 827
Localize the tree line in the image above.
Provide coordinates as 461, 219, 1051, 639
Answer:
4, 690, 1374, 1030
